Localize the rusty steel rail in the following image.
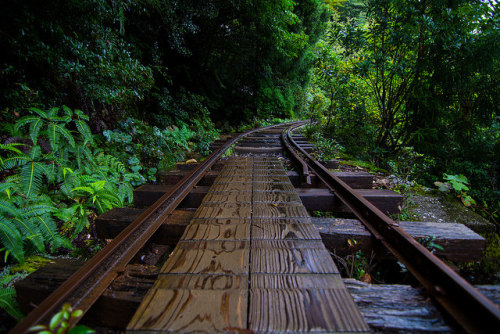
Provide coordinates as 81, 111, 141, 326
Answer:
283, 123, 500, 333
10, 122, 289, 334
281, 124, 311, 185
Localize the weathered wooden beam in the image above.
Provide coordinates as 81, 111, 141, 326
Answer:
95, 208, 194, 244
133, 184, 401, 214
133, 185, 209, 208
159, 169, 373, 189
313, 218, 485, 262
15, 260, 500, 332
297, 188, 402, 215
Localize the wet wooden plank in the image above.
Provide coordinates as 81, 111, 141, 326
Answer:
193, 203, 252, 219
250, 248, 338, 274
95, 208, 194, 243
252, 219, 321, 240
251, 274, 343, 289
210, 183, 253, 192
181, 222, 250, 241
157, 274, 247, 290
314, 218, 485, 261
201, 192, 252, 203
161, 241, 249, 275
249, 288, 369, 333
253, 175, 291, 183
253, 190, 301, 203
253, 182, 295, 192
253, 203, 309, 218
213, 176, 254, 183
128, 288, 248, 333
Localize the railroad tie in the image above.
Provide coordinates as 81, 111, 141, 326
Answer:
127, 156, 369, 333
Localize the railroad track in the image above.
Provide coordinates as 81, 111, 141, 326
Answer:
10, 122, 500, 333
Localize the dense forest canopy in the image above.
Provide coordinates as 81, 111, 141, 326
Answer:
1, 0, 328, 129
0, 0, 498, 270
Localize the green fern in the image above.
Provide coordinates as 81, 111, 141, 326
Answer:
0, 286, 24, 319
0, 217, 24, 263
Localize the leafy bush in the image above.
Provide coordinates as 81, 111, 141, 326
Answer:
0, 107, 134, 264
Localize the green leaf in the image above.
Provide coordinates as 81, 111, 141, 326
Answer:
0, 217, 24, 263
0, 286, 24, 319
68, 325, 95, 334
49, 311, 64, 330
29, 118, 44, 145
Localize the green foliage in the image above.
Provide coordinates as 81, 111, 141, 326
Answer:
0, 266, 26, 320
435, 174, 477, 207
29, 303, 94, 334
0, 107, 135, 263
417, 235, 444, 254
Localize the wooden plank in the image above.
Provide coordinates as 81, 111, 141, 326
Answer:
128, 287, 248, 333
251, 273, 343, 289
253, 203, 309, 218
181, 221, 250, 241
133, 185, 209, 208
298, 188, 403, 215
19, 260, 500, 332
314, 218, 485, 261
253, 190, 302, 203
345, 279, 452, 333
250, 240, 339, 274
157, 274, 247, 290
95, 208, 194, 243
253, 182, 296, 192
249, 288, 369, 333
193, 203, 252, 219
161, 240, 249, 275
201, 191, 252, 203
252, 218, 321, 240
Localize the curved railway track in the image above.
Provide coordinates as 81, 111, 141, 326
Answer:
10, 121, 500, 333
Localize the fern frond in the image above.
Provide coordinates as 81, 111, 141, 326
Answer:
62, 105, 73, 118
1, 156, 30, 171
28, 214, 60, 250
21, 161, 45, 198
13, 217, 44, 252
75, 120, 94, 144
118, 183, 134, 204
74, 109, 89, 121
48, 123, 75, 150
19, 203, 56, 218
0, 217, 24, 263
0, 199, 20, 217
46, 107, 59, 118
14, 115, 40, 133
28, 107, 48, 119
0, 182, 18, 196
0, 143, 23, 155
28, 118, 44, 145
0, 286, 24, 319
74, 145, 94, 169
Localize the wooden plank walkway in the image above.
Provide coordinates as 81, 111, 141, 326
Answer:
127, 157, 369, 333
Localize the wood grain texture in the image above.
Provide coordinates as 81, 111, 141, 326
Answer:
251, 274, 343, 289
193, 203, 252, 219
128, 288, 248, 333
156, 274, 247, 290
249, 288, 369, 333
250, 247, 338, 274
253, 190, 302, 204
253, 203, 309, 218
161, 241, 249, 274
253, 175, 291, 183
201, 192, 252, 204
210, 183, 253, 192
181, 222, 250, 241
253, 182, 296, 192
252, 220, 321, 240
